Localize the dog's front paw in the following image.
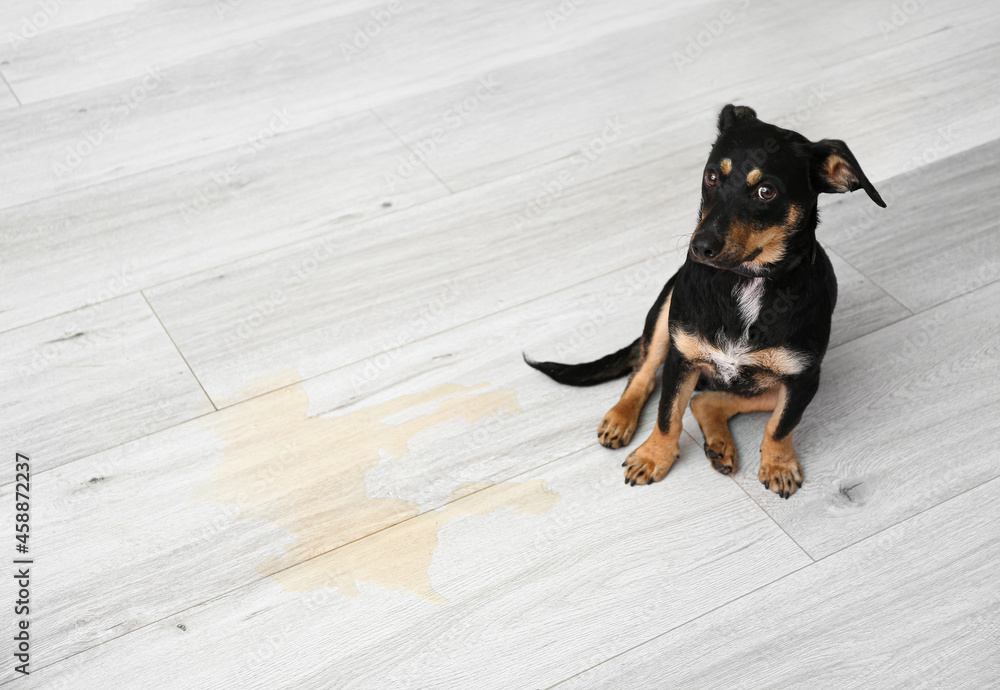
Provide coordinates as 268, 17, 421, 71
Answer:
622, 439, 679, 486
758, 445, 803, 499
598, 404, 638, 449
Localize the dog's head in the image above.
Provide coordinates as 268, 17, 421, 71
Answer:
689, 104, 885, 275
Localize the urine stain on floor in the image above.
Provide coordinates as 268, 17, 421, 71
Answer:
195, 369, 559, 603
276, 478, 560, 604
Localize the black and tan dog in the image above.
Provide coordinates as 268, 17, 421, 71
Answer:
526, 104, 885, 498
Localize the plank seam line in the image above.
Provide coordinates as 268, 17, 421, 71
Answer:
372, 108, 455, 194
140, 291, 218, 411
0, 69, 21, 106
820, 242, 913, 317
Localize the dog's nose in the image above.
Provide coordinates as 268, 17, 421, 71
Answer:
691, 234, 724, 260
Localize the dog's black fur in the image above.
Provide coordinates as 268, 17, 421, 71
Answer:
526, 104, 885, 498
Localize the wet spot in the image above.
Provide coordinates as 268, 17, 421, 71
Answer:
276, 478, 560, 603
196, 370, 555, 603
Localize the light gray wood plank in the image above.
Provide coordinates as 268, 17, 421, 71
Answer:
0, 110, 447, 333
5, 436, 809, 688
688, 279, 1000, 559
823, 137, 1000, 313
0, 0, 143, 38
553, 475, 1000, 690
803, 0, 1000, 67
0, 0, 692, 209
375, 3, 823, 191
0, 0, 380, 103
0, 293, 214, 474
823, 243, 911, 349
375, 1, 1000, 191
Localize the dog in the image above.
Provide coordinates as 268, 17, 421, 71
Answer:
525, 104, 885, 498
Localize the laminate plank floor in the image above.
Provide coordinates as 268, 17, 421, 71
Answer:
1, 1, 998, 688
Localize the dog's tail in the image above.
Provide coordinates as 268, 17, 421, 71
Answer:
523, 337, 640, 387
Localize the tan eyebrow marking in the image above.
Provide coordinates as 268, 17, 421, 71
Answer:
746, 168, 762, 185
720, 158, 732, 175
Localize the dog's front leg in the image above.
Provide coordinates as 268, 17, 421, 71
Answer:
598, 279, 674, 449
759, 369, 820, 498
622, 346, 700, 485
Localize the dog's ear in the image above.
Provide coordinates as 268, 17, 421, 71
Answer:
811, 139, 886, 207
717, 104, 757, 133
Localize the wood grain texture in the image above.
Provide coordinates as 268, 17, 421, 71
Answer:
0, 294, 214, 475
0, 0, 380, 103
375, 1, 1000, 191
0, 0, 700, 104
687, 279, 1000, 559
553, 476, 1000, 690
0, 0, 690, 209
0, 110, 447, 333
0, 0, 142, 38
823, 137, 1000, 313
4, 439, 809, 689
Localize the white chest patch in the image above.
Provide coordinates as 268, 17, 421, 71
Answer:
734, 277, 766, 329
672, 327, 811, 387
710, 336, 754, 384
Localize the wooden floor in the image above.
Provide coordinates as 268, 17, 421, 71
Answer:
2, 1, 999, 687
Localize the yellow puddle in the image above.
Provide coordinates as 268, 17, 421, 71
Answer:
196, 370, 559, 603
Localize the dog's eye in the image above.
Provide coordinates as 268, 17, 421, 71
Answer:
757, 185, 776, 201
704, 171, 719, 188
